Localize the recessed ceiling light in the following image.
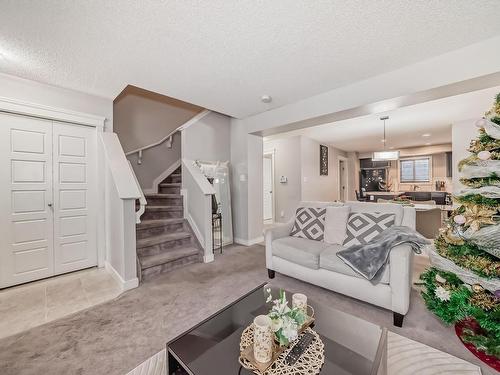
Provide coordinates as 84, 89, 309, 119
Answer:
261, 95, 272, 103
422, 133, 431, 137
380, 139, 386, 143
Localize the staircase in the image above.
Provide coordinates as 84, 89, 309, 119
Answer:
136, 167, 203, 281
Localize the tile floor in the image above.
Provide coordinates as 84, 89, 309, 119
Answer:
0, 267, 122, 340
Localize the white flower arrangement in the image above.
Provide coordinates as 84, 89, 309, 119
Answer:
265, 288, 306, 346
435, 286, 451, 302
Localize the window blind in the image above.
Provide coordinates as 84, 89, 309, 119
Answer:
400, 158, 430, 182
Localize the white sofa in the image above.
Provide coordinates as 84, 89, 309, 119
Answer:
265, 201, 416, 327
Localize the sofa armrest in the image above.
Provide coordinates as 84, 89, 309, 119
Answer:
264, 219, 294, 270
402, 206, 416, 230
389, 243, 414, 315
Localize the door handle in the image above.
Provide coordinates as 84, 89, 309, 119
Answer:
48, 203, 53, 207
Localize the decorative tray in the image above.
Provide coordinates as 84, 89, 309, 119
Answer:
239, 314, 316, 374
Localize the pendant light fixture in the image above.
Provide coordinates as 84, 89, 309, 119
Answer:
372, 116, 399, 161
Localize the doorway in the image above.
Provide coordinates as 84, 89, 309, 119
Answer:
263, 152, 275, 223
338, 157, 348, 202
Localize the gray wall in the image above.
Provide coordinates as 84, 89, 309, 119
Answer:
183, 111, 231, 162
114, 85, 202, 152
301, 136, 345, 203
230, 119, 264, 242
346, 151, 359, 201
230, 120, 249, 241
264, 136, 302, 222
264, 135, 347, 222
452, 120, 477, 193
0, 73, 113, 130
113, 86, 203, 190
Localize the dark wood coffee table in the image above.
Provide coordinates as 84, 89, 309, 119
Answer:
167, 283, 386, 375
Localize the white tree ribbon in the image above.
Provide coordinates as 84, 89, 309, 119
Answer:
460, 160, 500, 178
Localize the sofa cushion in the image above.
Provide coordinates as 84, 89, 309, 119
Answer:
345, 201, 404, 225
324, 206, 350, 244
343, 212, 395, 248
272, 237, 330, 269
290, 207, 326, 241
320, 245, 390, 284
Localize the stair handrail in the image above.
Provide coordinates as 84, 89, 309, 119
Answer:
125, 109, 211, 163
127, 160, 147, 224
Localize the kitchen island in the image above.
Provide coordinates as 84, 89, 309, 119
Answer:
365, 191, 449, 204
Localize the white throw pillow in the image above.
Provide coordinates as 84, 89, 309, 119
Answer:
324, 206, 351, 244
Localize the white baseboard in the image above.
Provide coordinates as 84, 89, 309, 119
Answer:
142, 188, 155, 195
203, 253, 215, 263
234, 236, 264, 246
104, 261, 139, 292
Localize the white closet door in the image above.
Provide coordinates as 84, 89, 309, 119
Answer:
0, 112, 54, 288
53, 122, 97, 274
263, 157, 273, 221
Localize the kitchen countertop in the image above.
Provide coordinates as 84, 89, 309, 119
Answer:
414, 204, 456, 211
366, 191, 449, 195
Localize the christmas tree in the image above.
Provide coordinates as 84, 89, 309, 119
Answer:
420, 93, 500, 364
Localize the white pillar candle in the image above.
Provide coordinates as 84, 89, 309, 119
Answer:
292, 293, 308, 315
253, 315, 273, 363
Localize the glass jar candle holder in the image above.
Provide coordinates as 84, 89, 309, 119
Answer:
292, 293, 308, 316
253, 315, 273, 363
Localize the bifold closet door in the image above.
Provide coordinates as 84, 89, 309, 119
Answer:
52, 122, 97, 274
0, 112, 55, 288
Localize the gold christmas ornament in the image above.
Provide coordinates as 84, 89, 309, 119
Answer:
439, 227, 464, 245
463, 204, 496, 232
472, 284, 484, 293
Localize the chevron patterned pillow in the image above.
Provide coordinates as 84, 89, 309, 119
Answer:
290, 207, 326, 241
343, 212, 395, 248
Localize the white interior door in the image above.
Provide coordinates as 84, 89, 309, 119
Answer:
53, 122, 97, 274
0, 113, 54, 287
263, 156, 273, 221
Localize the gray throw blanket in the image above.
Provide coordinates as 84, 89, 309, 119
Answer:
337, 226, 431, 285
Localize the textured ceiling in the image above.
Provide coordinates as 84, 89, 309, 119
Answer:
266, 86, 500, 152
1, 1, 500, 118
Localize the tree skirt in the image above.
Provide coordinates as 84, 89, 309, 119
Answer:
455, 318, 500, 372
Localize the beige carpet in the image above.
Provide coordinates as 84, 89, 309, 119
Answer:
0, 244, 494, 375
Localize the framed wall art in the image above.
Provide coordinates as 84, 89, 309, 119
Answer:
320, 145, 328, 176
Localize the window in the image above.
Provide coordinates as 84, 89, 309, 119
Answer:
400, 157, 431, 182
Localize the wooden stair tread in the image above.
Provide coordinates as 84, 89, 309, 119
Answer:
159, 183, 181, 187
137, 231, 191, 248
137, 218, 184, 229
139, 247, 199, 269
145, 205, 183, 211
